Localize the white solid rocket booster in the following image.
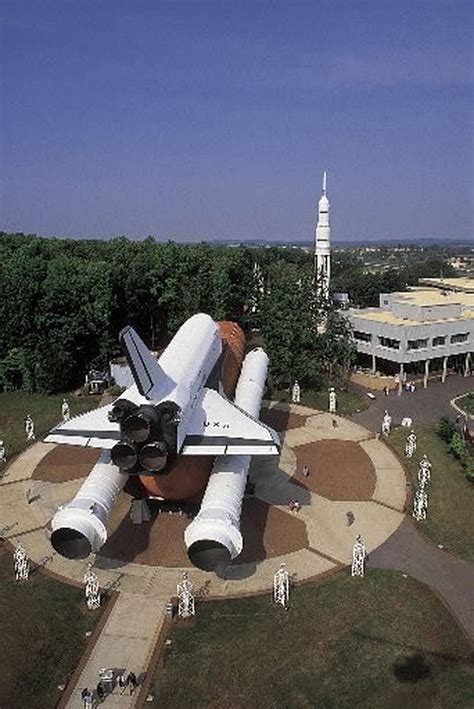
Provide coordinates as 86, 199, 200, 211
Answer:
50, 452, 126, 559
184, 347, 271, 571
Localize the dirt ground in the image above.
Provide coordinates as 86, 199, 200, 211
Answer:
260, 408, 307, 432
294, 440, 376, 500
101, 495, 308, 567
33, 445, 100, 482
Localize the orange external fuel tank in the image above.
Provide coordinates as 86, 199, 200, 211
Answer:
136, 321, 246, 501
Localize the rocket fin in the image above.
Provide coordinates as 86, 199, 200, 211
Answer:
119, 326, 167, 399
44, 404, 120, 449
181, 388, 280, 456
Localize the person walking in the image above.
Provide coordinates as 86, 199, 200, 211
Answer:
127, 671, 137, 695
96, 681, 105, 703
83, 688, 93, 708
81, 687, 90, 708
302, 465, 310, 477
118, 671, 128, 694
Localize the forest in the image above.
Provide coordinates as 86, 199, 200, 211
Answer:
0, 232, 454, 394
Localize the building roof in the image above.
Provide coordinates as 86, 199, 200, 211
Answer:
419, 277, 474, 293
351, 308, 474, 327
393, 288, 474, 308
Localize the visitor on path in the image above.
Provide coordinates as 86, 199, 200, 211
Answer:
118, 671, 128, 694
346, 511, 355, 526
81, 687, 92, 708
302, 465, 310, 477
0, 440, 6, 464
332, 418, 338, 428
96, 681, 105, 703
127, 671, 137, 695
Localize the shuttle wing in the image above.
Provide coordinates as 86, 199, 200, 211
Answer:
181, 388, 280, 456
44, 405, 121, 449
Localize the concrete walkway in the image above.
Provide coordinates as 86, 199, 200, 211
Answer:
65, 594, 167, 708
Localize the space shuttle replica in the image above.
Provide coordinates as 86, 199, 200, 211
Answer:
46, 314, 280, 572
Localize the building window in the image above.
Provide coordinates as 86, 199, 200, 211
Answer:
451, 333, 469, 344
354, 331, 372, 343
432, 336, 446, 347
378, 336, 400, 349
407, 339, 428, 350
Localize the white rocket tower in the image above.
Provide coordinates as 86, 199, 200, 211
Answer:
314, 171, 331, 299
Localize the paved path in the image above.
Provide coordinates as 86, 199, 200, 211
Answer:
370, 518, 474, 642
351, 374, 473, 433
65, 594, 167, 708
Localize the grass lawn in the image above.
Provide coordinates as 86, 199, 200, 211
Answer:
455, 392, 474, 417
0, 391, 100, 463
272, 386, 368, 416
388, 424, 474, 562
0, 542, 103, 708
151, 569, 474, 709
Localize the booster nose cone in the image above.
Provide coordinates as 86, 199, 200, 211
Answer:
111, 441, 138, 470
138, 442, 168, 473
187, 540, 232, 571
122, 412, 152, 443
51, 527, 92, 559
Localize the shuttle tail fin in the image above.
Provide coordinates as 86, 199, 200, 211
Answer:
119, 326, 164, 399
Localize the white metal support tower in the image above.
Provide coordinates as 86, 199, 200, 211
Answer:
84, 563, 101, 609
13, 542, 29, 581
351, 535, 366, 577
413, 488, 428, 521
177, 571, 195, 618
273, 563, 290, 608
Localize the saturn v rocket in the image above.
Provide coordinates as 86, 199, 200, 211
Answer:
46, 314, 280, 572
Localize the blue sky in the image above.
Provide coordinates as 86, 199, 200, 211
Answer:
1, 0, 473, 241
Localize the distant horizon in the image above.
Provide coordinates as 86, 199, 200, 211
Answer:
1, 1, 473, 241
2, 228, 472, 248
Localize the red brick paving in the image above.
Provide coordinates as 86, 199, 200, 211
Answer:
101, 495, 308, 567
260, 407, 307, 432
294, 440, 376, 500
32, 445, 100, 482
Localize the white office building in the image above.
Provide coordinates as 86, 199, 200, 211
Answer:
348, 278, 473, 389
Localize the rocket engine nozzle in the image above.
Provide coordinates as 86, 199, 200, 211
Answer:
111, 403, 176, 474
108, 398, 137, 423
51, 526, 92, 560
138, 442, 168, 472
111, 441, 138, 471
122, 405, 160, 443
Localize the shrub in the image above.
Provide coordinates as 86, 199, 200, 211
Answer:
105, 384, 126, 397
448, 432, 466, 460
437, 417, 457, 443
